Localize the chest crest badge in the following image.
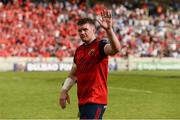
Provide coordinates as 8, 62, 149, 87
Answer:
88, 49, 95, 56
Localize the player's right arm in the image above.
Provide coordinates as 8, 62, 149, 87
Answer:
59, 62, 77, 109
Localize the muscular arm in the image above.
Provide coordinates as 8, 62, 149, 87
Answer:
97, 9, 121, 56
104, 28, 121, 55
68, 62, 77, 82
59, 62, 77, 109
62, 62, 77, 91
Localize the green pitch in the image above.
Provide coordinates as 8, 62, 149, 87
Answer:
0, 71, 180, 119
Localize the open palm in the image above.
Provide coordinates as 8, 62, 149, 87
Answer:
97, 9, 113, 30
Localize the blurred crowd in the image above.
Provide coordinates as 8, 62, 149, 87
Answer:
0, 0, 179, 59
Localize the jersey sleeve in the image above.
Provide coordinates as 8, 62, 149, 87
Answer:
99, 40, 108, 57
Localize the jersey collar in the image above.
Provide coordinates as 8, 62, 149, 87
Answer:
84, 38, 97, 46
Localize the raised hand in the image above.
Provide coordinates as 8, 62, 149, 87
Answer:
97, 9, 113, 31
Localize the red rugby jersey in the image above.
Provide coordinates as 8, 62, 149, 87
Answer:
74, 39, 108, 105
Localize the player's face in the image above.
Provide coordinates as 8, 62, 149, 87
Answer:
78, 23, 95, 43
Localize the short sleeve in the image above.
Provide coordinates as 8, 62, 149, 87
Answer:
99, 40, 108, 57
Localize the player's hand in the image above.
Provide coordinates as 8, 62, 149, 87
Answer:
59, 89, 70, 109
96, 9, 113, 31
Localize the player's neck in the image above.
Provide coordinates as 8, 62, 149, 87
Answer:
84, 37, 96, 45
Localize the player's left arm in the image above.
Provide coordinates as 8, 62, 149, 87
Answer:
97, 9, 121, 55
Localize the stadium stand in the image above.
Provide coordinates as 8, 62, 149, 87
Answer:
0, 0, 179, 59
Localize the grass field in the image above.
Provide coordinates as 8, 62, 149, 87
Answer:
0, 71, 180, 119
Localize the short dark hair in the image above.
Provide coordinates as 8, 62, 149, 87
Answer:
77, 18, 95, 26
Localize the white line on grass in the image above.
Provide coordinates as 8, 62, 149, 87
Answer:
108, 86, 152, 94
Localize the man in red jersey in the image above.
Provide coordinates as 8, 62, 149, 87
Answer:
59, 9, 121, 119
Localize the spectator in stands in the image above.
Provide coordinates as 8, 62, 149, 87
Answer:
0, 0, 179, 58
